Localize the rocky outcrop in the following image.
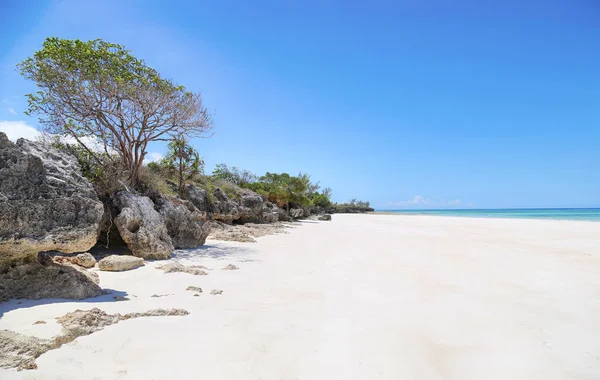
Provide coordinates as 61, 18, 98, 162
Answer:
235, 190, 265, 224
184, 184, 287, 225
289, 208, 304, 219
261, 202, 280, 223
52, 252, 97, 268
112, 192, 174, 260
154, 196, 210, 249
277, 207, 293, 222
0, 307, 189, 370
98, 255, 144, 272
156, 262, 208, 276
0, 133, 104, 270
307, 214, 332, 221
207, 221, 291, 243
210, 187, 240, 223
328, 205, 374, 214
0, 258, 102, 302
72, 253, 96, 268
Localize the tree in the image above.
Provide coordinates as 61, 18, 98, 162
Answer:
212, 164, 257, 186
311, 193, 332, 208
18, 37, 213, 187
162, 136, 203, 196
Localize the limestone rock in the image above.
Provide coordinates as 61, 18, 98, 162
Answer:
211, 187, 241, 224
0, 329, 50, 370
98, 255, 144, 272
222, 264, 239, 270
208, 222, 290, 243
112, 192, 174, 260
289, 208, 304, 219
277, 207, 293, 222
156, 262, 208, 276
236, 190, 265, 224
186, 286, 203, 293
185, 184, 287, 225
154, 196, 210, 249
210, 289, 223, 295
0, 260, 102, 302
261, 202, 280, 223
0, 133, 104, 270
183, 184, 209, 212
72, 253, 96, 268
307, 214, 333, 221
0, 308, 189, 370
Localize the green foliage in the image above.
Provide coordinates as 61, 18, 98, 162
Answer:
18, 37, 212, 188
146, 161, 161, 172
46, 141, 130, 199
311, 193, 333, 208
345, 199, 371, 208
212, 164, 257, 187
245, 171, 330, 209
204, 182, 216, 210
161, 136, 203, 196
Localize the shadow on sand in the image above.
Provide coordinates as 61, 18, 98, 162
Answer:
0, 289, 129, 318
173, 242, 258, 262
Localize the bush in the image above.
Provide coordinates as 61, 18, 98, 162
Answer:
311, 193, 332, 208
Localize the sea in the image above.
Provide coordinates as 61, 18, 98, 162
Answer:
378, 208, 600, 222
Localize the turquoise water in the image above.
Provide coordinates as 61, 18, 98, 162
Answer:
378, 209, 600, 222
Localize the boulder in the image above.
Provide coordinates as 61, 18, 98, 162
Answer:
0, 133, 104, 270
289, 208, 304, 219
277, 207, 293, 222
112, 192, 174, 260
236, 190, 265, 223
72, 253, 96, 268
261, 202, 280, 223
185, 184, 283, 225
211, 187, 240, 224
156, 262, 208, 276
183, 184, 209, 210
307, 214, 332, 221
98, 255, 144, 272
0, 258, 102, 302
154, 196, 210, 249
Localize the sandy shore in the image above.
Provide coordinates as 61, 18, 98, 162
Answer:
1, 214, 600, 379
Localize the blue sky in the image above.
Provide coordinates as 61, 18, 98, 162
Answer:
1, 0, 599, 209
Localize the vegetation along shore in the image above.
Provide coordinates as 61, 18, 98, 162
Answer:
0, 38, 371, 308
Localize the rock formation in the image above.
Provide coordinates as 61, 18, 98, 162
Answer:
112, 192, 174, 260
0, 132, 104, 270
207, 221, 291, 243
0, 257, 102, 302
154, 196, 210, 248
0, 307, 188, 370
289, 208, 304, 219
97, 255, 144, 272
72, 252, 97, 268
156, 262, 208, 275
184, 184, 288, 225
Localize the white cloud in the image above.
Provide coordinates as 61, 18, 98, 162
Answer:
0, 121, 41, 142
386, 195, 466, 209
8, 108, 16, 115
0, 121, 110, 154
144, 152, 164, 164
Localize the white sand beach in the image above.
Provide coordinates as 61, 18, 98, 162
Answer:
1, 214, 600, 379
